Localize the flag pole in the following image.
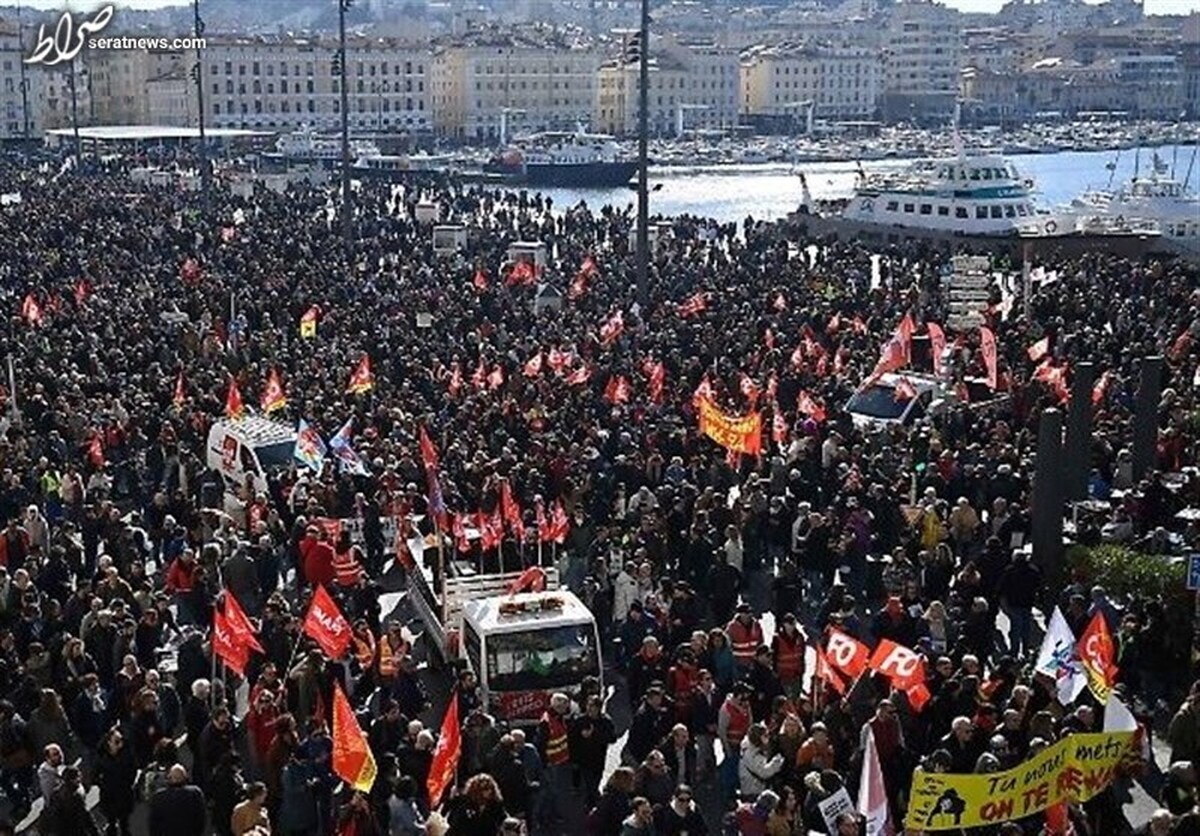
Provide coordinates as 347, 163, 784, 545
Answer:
437, 530, 448, 627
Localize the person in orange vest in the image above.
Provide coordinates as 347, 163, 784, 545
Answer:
333, 543, 365, 588
771, 613, 807, 700
536, 693, 573, 830
376, 622, 410, 689
726, 603, 764, 672
350, 619, 377, 692
717, 682, 753, 805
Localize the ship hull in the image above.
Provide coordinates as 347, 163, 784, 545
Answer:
788, 211, 1170, 261
484, 160, 638, 188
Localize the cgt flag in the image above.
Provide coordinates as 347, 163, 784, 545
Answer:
332, 681, 377, 793
299, 305, 320, 339
1077, 611, 1118, 703
346, 354, 374, 395
428, 691, 463, 808
261, 367, 287, 413
303, 585, 352, 660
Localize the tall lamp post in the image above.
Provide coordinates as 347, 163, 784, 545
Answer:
192, 0, 209, 213
635, 0, 649, 307
67, 58, 82, 160
338, 0, 353, 253
16, 0, 30, 141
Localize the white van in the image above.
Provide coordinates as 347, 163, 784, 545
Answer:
845, 372, 1004, 430
205, 416, 297, 496
460, 590, 602, 722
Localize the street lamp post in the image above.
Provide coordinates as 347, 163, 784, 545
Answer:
16, 0, 30, 141
67, 59, 82, 161
338, 0, 353, 253
193, 0, 210, 213
635, 0, 649, 307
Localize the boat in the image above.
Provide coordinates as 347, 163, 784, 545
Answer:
351, 151, 459, 182
271, 125, 381, 169
1070, 154, 1200, 255
483, 127, 638, 188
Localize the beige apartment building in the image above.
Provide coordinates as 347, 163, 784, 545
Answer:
88, 47, 186, 125
595, 38, 740, 136
199, 35, 431, 134
740, 41, 881, 122
431, 31, 603, 140
881, 0, 962, 120
0, 18, 94, 138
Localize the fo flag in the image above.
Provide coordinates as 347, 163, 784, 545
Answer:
303, 585, 352, 660
212, 608, 249, 676
428, 691, 463, 808
332, 681, 377, 793
868, 639, 931, 711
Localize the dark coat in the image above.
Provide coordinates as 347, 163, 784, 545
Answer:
148, 783, 207, 836
95, 742, 139, 818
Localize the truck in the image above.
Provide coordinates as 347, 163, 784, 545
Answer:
406, 559, 602, 723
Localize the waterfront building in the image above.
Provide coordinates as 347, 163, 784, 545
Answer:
740, 41, 882, 126
880, 0, 962, 122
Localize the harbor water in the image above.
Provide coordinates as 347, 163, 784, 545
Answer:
514, 144, 1197, 225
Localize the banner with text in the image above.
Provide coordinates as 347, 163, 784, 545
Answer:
696, 396, 762, 455
907, 731, 1134, 831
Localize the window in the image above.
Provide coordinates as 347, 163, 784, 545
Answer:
937, 206, 949, 216
990, 206, 1003, 219
225, 80, 233, 94
485, 624, 599, 692
213, 103, 220, 115
1017, 205, 1029, 217
956, 207, 968, 219
976, 206, 987, 219
239, 64, 246, 76
903, 203, 914, 213
252, 61, 260, 74
919, 204, 932, 215
1004, 205, 1016, 218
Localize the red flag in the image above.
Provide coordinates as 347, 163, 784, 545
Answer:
471, 357, 488, 390
867, 638, 931, 711
1027, 336, 1051, 363
1077, 610, 1118, 702
505, 260, 537, 287
452, 514, 471, 554
303, 585, 352, 660
604, 375, 630, 404
332, 681, 377, 792
825, 629, 870, 679
796, 390, 826, 423
894, 376, 918, 401
448, 362, 463, 397
569, 256, 598, 299
499, 481, 524, 538
677, 292, 708, 318
1034, 359, 1070, 404
74, 279, 91, 306
86, 432, 105, 469
547, 347, 570, 374
739, 374, 760, 407
1092, 370, 1112, 407
299, 305, 320, 338
472, 268, 489, 291
260, 367, 287, 413
547, 500, 570, 544
980, 326, 998, 390
1044, 801, 1071, 836
173, 371, 186, 409
225, 377, 245, 419
599, 310, 625, 346
223, 591, 265, 655
564, 364, 592, 386
506, 566, 547, 595
817, 648, 848, 695
179, 256, 202, 286
418, 425, 440, 472
477, 509, 504, 551
487, 364, 505, 390
523, 352, 543, 378
427, 691, 462, 808
20, 293, 42, 326
871, 336, 907, 380
896, 313, 916, 363
833, 347, 848, 377
790, 343, 805, 371
346, 354, 375, 395
212, 608, 249, 676
764, 328, 776, 350
927, 322, 946, 376
693, 375, 714, 406
646, 361, 665, 404
1169, 330, 1193, 361
826, 312, 841, 335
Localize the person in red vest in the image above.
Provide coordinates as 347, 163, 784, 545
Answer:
164, 547, 199, 624
302, 526, 336, 589
333, 543, 365, 588
727, 603, 764, 672
771, 613, 807, 701
717, 682, 753, 805
537, 693, 573, 830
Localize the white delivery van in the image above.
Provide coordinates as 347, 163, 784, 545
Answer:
460, 590, 602, 722
845, 372, 1005, 430
206, 416, 297, 496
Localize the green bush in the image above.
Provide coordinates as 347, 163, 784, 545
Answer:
1064, 543, 1188, 606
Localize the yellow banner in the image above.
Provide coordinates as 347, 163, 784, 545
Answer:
697, 396, 762, 455
907, 732, 1134, 831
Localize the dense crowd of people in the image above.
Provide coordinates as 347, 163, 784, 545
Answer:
0, 147, 1196, 836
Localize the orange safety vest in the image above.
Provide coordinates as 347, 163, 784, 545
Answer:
772, 630, 805, 683
541, 711, 569, 766
727, 619, 763, 666
353, 632, 376, 671
721, 698, 750, 747
377, 637, 405, 679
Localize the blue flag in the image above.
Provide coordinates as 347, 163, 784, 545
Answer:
328, 417, 369, 476
293, 418, 327, 474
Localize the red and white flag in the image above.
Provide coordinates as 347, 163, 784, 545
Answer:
564, 364, 592, 386
604, 375, 630, 404
1027, 336, 1051, 363
20, 293, 42, 326
927, 322, 946, 376
303, 585, 352, 660
599, 310, 625, 346
523, 352, 543, 378
894, 376, 918, 402
796, 390, 826, 423
857, 727, 895, 836
677, 292, 708, 318
427, 691, 462, 808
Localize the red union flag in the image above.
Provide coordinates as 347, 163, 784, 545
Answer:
260, 367, 287, 413
1028, 336, 1051, 363
303, 585, 352, 660
225, 377, 245, 419
825, 629, 869, 679
599, 310, 625, 346
868, 638, 931, 711
223, 591, 264, 655
564, 364, 592, 386
346, 354, 375, 395
980, 326, 998, 390
212, 608, 249, 676
927, 322, 946, 376
427, 691, 462, 808
332, 681, 377, 793
817, 647, 848, 695
1077, 611, 1118, 703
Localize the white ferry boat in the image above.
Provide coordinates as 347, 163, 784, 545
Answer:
272, 126, 381, 168
483, 127, 637, 188
1072, 166, 1199, 254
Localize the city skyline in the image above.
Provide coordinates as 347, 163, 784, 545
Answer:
10, 0, 1200, 18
